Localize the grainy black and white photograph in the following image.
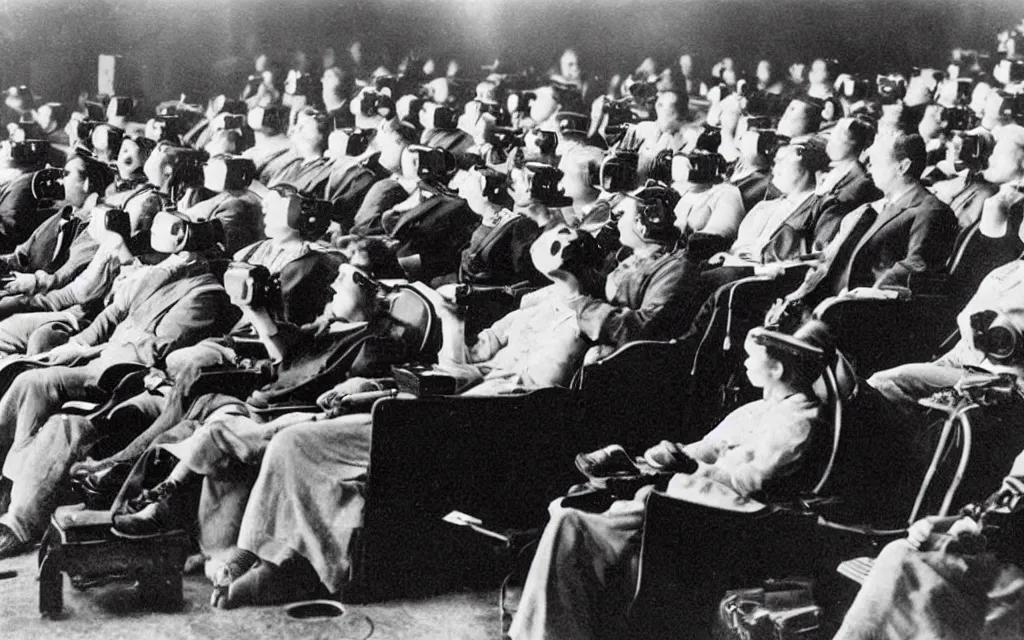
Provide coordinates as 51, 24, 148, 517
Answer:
0, 0, 1023, 637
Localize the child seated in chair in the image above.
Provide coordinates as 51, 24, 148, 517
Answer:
508, 320, 834, 640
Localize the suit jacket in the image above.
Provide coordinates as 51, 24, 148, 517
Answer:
79, 259, 240, 367
571, 245, 697, 347
809, 183, 957, 297
181, 190, 265, 255
732, 170, 781, 213
0, 171, 59, 253
350, 178, 409, 236
815, 162, 882, 244
760, 194, 845, 263
271, 156, 336, 196
949, 178, 999, 230
324, 153, 391, 231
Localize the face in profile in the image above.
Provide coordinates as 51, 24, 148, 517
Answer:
743, 332, 779, 388
983, 134, 1024, 185
330, 262, 375, 320
63, 157, 91, 208
261, 189, 298, 239
143, 145, 173, 188
116, 138, 146, 180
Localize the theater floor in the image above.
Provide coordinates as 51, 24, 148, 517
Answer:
0, 549, 502, 639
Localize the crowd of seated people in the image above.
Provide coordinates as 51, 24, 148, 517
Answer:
0, 11, 1019, 639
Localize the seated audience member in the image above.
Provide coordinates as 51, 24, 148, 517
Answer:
834, 450, 1024, 640
321, 66, 355, 130
259, 107, 333, 191
818, 117, 882, 221
108, 135, 158, 196
349, 119, 420, 235
0, 140, 65, 252
179, 155, 264, 255
786, 131, 958, 306
103, 240, 437, 573
556, 145, 619, 253
717, 135, 835, 265
322, 126, 401, 233
730, 128, 783, 213
614, 89, 696, 180
0, 191, 157, 351
90, 123, 124, 166
0, 213, 238, 557
564, 181, 694, 354
244, 105, 291, 175
33, 102, 70, 148
777, 96, 826, 138
508, 321, 834, 640
670, 150, 746, 241
975, 124, 1024, 254
868, 241, 1024, 413
0, 153, 114, 296
419, 100, 474, 157
439, 165, 544, 286
930, 130, 998, 230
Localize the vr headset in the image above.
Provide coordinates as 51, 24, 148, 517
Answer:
224, 262, 281, 309
93, 204, 131, 240
525, 129, 558, 156
529, 224, 598, 277
145, 117, 181, 143
106, 96, 133, 119
694, 125, 722, 153
268, 184, 333, 238
596, 151, 639, 193
4, 139, 50, 166
358, 89, 395, 120
421, 103, 458, 130
523, 161, 572, 208
993, 91, 1024, 123
328, 127, 372, 157
149, 210, 225, 254
745, 129, 789, 159
31, 167, 65, 201
219, 113, 246, 131
203, 155, 256, 192
972, 310, 1023, 364
507, 91, 536, 116
7, 120, 44, 143
672, 150, 728, 184
407, 144, 458, 186
247, 105, 290, 133
836, 75, 874, 102
210, 95, 247, 117
741, 91, 790, 119
944, 105, 979, 133
489, 126, 526, 151
556, 112, 591, 137
876, 74, 908, 105
91, 123, 125, 156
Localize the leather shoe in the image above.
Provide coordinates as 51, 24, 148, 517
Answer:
0, 523, 29, 559
643, 440, 698, 474
574, 444, 638, 479
111, 479, 190, 539
74, 462, 133, 510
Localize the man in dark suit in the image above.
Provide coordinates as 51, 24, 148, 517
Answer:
816, 117, 882, 245
787, 132, 958, 306
0, 246, 239, 557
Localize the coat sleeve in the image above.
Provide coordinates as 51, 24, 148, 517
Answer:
572, 255, 696, 346
874, 202, 957, 288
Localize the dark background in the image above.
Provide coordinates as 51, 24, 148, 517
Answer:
0, 0, 1020, 112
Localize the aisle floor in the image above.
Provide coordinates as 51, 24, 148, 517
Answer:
0, 548, 502, 640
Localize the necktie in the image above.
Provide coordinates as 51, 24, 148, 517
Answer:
51, 208, 76, 264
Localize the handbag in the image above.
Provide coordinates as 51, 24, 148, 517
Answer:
713, 578, 822, 640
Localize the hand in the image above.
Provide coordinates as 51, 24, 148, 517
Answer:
707, 252, 729, 266
40, 341, 89, 365
69, 457, 116, 481
316, 377, 378, 411
4, 272, 35, 295
435, 284, 460, 304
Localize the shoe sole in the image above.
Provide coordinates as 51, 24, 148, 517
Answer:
108, 526, 187, 541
